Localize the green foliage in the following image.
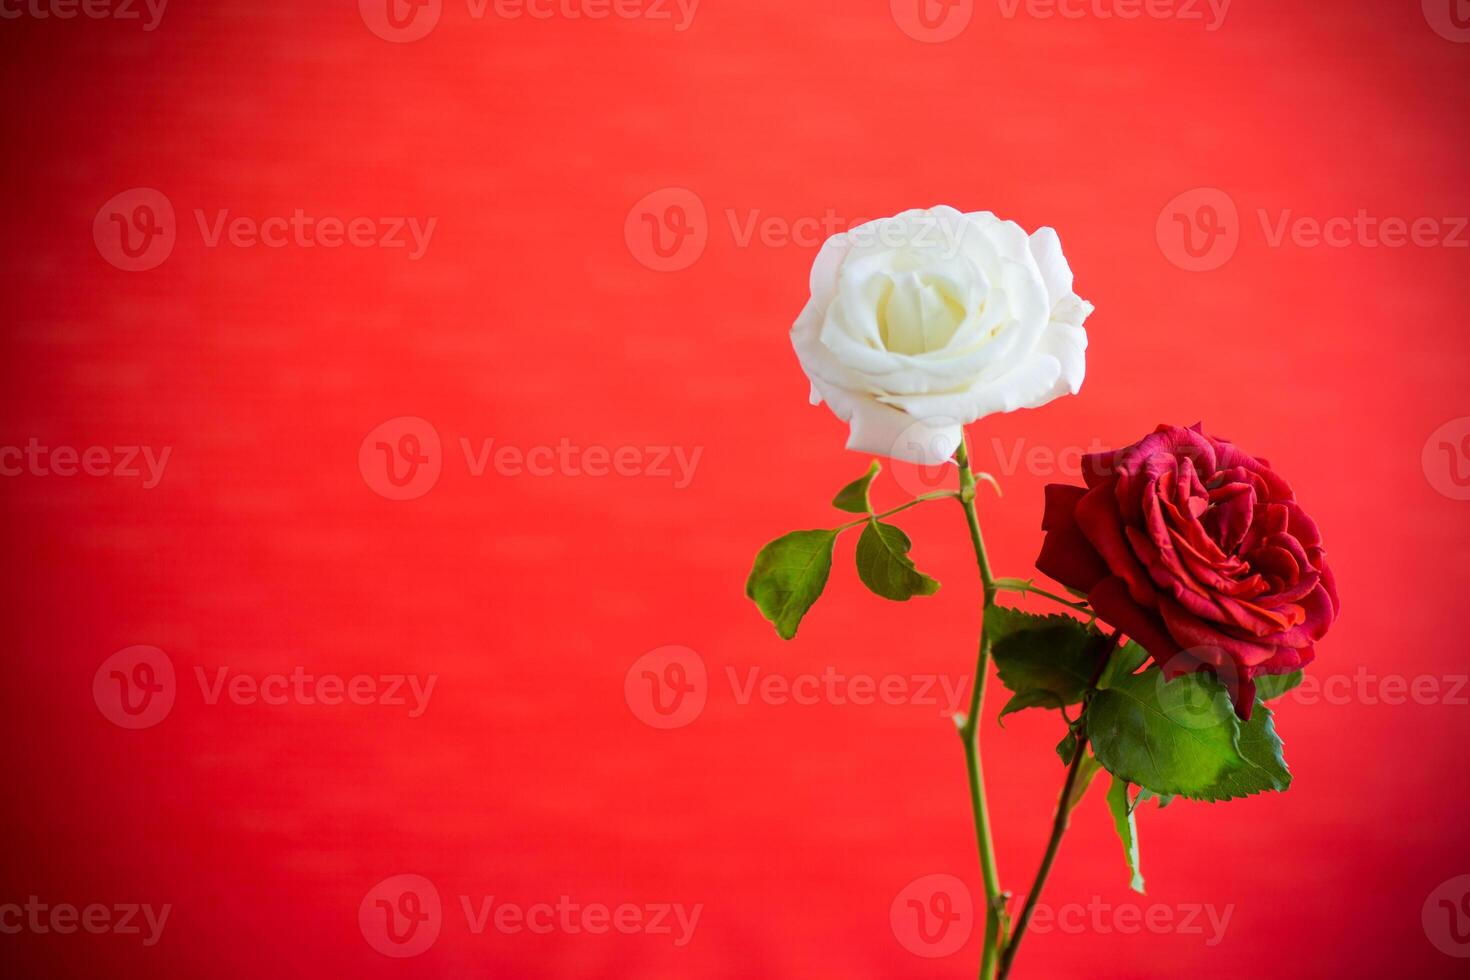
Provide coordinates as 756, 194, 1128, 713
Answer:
745, 530, 838, 640
990, 608, 1109, 714
1256, 671, 1303, 701
832, 461, 880, 514
1098, 639, 1149, 691
1089, 667, 1291, 802
1106, 778, 1146, 894
1066, 753, 1104, 816
855, 520, 940, 601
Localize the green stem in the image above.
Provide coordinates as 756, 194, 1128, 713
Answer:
997, 632, 1120, 980
954, 437, 1005, 980
991, 577, 1094, 614
836, 491, 958, 532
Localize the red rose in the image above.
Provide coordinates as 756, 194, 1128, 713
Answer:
1036, 423, 1339, 718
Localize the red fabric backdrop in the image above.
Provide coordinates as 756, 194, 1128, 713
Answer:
3, 1, 1469, 976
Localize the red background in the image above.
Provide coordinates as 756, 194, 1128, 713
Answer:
3, 1, 1469, 976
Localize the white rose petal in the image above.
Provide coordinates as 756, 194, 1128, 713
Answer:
791, 206, 1093, 466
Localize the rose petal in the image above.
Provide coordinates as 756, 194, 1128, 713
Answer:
1076, 481, 1159, 605
1088, 575, 1180, 667
1036, 484, 1109, 593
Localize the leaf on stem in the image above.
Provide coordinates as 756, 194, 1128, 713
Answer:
1056, 725, 1081, 765
745, 530, 839, 640
855, 520, 941, 601
1134, 789, 1174, 810
1255, 671, 1303, 701
1098, 639, 1150, 691
999, 689, 1067, 726
832, 460, 881, 514
1106, 777, 1146, 894
1198, 701, 1291, 801
1088, 667, 1290, 801
990, 607, 1111, 715
1066, 753, 1104, 815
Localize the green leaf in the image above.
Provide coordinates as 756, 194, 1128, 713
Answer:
1087, 666, 1246, 799
1135, 789, 1175, 810
990, 607, 1109, 713
855, 520, 940, 601
832, 460, 880, 514
999, 689, 1066, 726
1256, 671, 1303, 702
1098, 639, 1150, 691
1194, 701, 1291, 801
1090, 667, 1292, 802
1056, 726, 1080, 765
1066, 753, 1104, 815
1106, 777, 1146, 894
745, 530, 838, 640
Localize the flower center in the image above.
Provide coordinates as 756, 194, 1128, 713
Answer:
876, 271, 967, 356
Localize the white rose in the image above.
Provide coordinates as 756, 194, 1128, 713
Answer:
791, 206, 1094, 465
